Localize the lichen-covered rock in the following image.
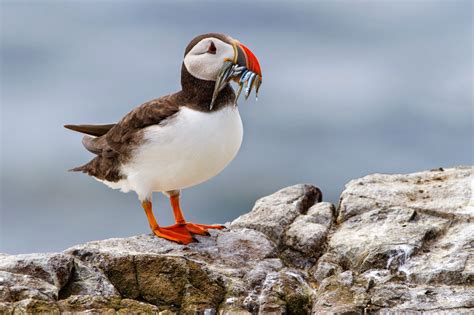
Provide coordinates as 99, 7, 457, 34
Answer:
10, 298, 60, 314
0, 270, 58, 302
0, 168, 472, 314
338, 166, 472, 222
399, 222, 474, 285
284, 202, 334, 255
0, 253, 74, 290
327, 206, 448, 272
231, 184, 322, 245
242, 268, 314, 314
66, 238, 228, 313
370, 284, 474, 312
312, 166, 473, 314
58, 259, 119, 299
312, 270, 369, 314
0, 185, 322, 314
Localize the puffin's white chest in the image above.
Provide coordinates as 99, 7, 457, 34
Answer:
121, 105, 243, 196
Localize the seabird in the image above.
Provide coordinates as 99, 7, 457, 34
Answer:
65, 33, 262, 244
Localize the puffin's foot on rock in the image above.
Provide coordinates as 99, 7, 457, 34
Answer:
152, 227, 195, 245
163, 223, 226, 237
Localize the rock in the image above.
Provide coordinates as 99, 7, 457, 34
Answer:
312, 269, 369, 314
57, 295, 160, 314
311, 260, 341, 283
312, 166, 473, 314
10, 298, 60, 314
338, 166, 472, 222
0, 271, 58, 302
0, 253, 74, 302
0, 253, 74, 290
231, 184, 322, 246
215, 228, 277, 268
253, 269, 313, 315
0, 168, 472, 314
284, 202, 334, 255
58, 259, 119, 299
370, 284, 474, 312
66, 237, 227, 312
327, 206, 448, 272
399, 222, 474, 285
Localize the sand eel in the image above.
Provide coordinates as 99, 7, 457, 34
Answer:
65, 33, 262, 244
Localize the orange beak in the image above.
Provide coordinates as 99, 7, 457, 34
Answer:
210, 39, 262, 109
232, 40, 262, 102
236, 42, 262, 79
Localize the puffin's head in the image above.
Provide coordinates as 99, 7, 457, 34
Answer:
183, 33, 262, 107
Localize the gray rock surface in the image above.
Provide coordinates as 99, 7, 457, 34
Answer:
311, 166, 473, 314
0, 167, 472, 314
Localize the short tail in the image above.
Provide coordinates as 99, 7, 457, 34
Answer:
64, 123, 115, 137
68, 159, 95, 173
68, 164, 87, 172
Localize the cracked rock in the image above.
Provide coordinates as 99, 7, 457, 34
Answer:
284, 202, 334, 255
231, 184, 322, 245
0, 167, 472, 314
314, 166, 473, 314
338, 166, 472, 222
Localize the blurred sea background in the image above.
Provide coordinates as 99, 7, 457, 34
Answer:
1, 0, 472, 254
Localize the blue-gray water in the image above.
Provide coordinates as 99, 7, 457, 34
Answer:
1, 1, 472, 254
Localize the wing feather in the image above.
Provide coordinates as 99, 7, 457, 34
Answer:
105, 94, 181, 155
66, 93, 182, 158
64, 123, 116, 136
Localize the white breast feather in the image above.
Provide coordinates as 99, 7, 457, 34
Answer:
98, 105, 243, 201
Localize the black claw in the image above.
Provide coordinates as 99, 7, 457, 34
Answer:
204, 231, 211, 236
192, 237, 199, 243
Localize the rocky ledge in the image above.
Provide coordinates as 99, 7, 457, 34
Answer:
1, 166, 472, 314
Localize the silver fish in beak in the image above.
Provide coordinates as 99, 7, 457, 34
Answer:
210, 40, 262, 109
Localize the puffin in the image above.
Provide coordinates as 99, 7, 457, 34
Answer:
65, 33, 262, 244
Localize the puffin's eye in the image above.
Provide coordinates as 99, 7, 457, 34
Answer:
207, 41, 217, 54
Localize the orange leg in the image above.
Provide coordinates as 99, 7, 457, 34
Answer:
141, 200, 194, 244
163, 194, 225, 236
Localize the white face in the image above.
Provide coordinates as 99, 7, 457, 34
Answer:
184, 37, 235, 81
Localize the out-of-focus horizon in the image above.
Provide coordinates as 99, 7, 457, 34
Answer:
1, 1, 472, 254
